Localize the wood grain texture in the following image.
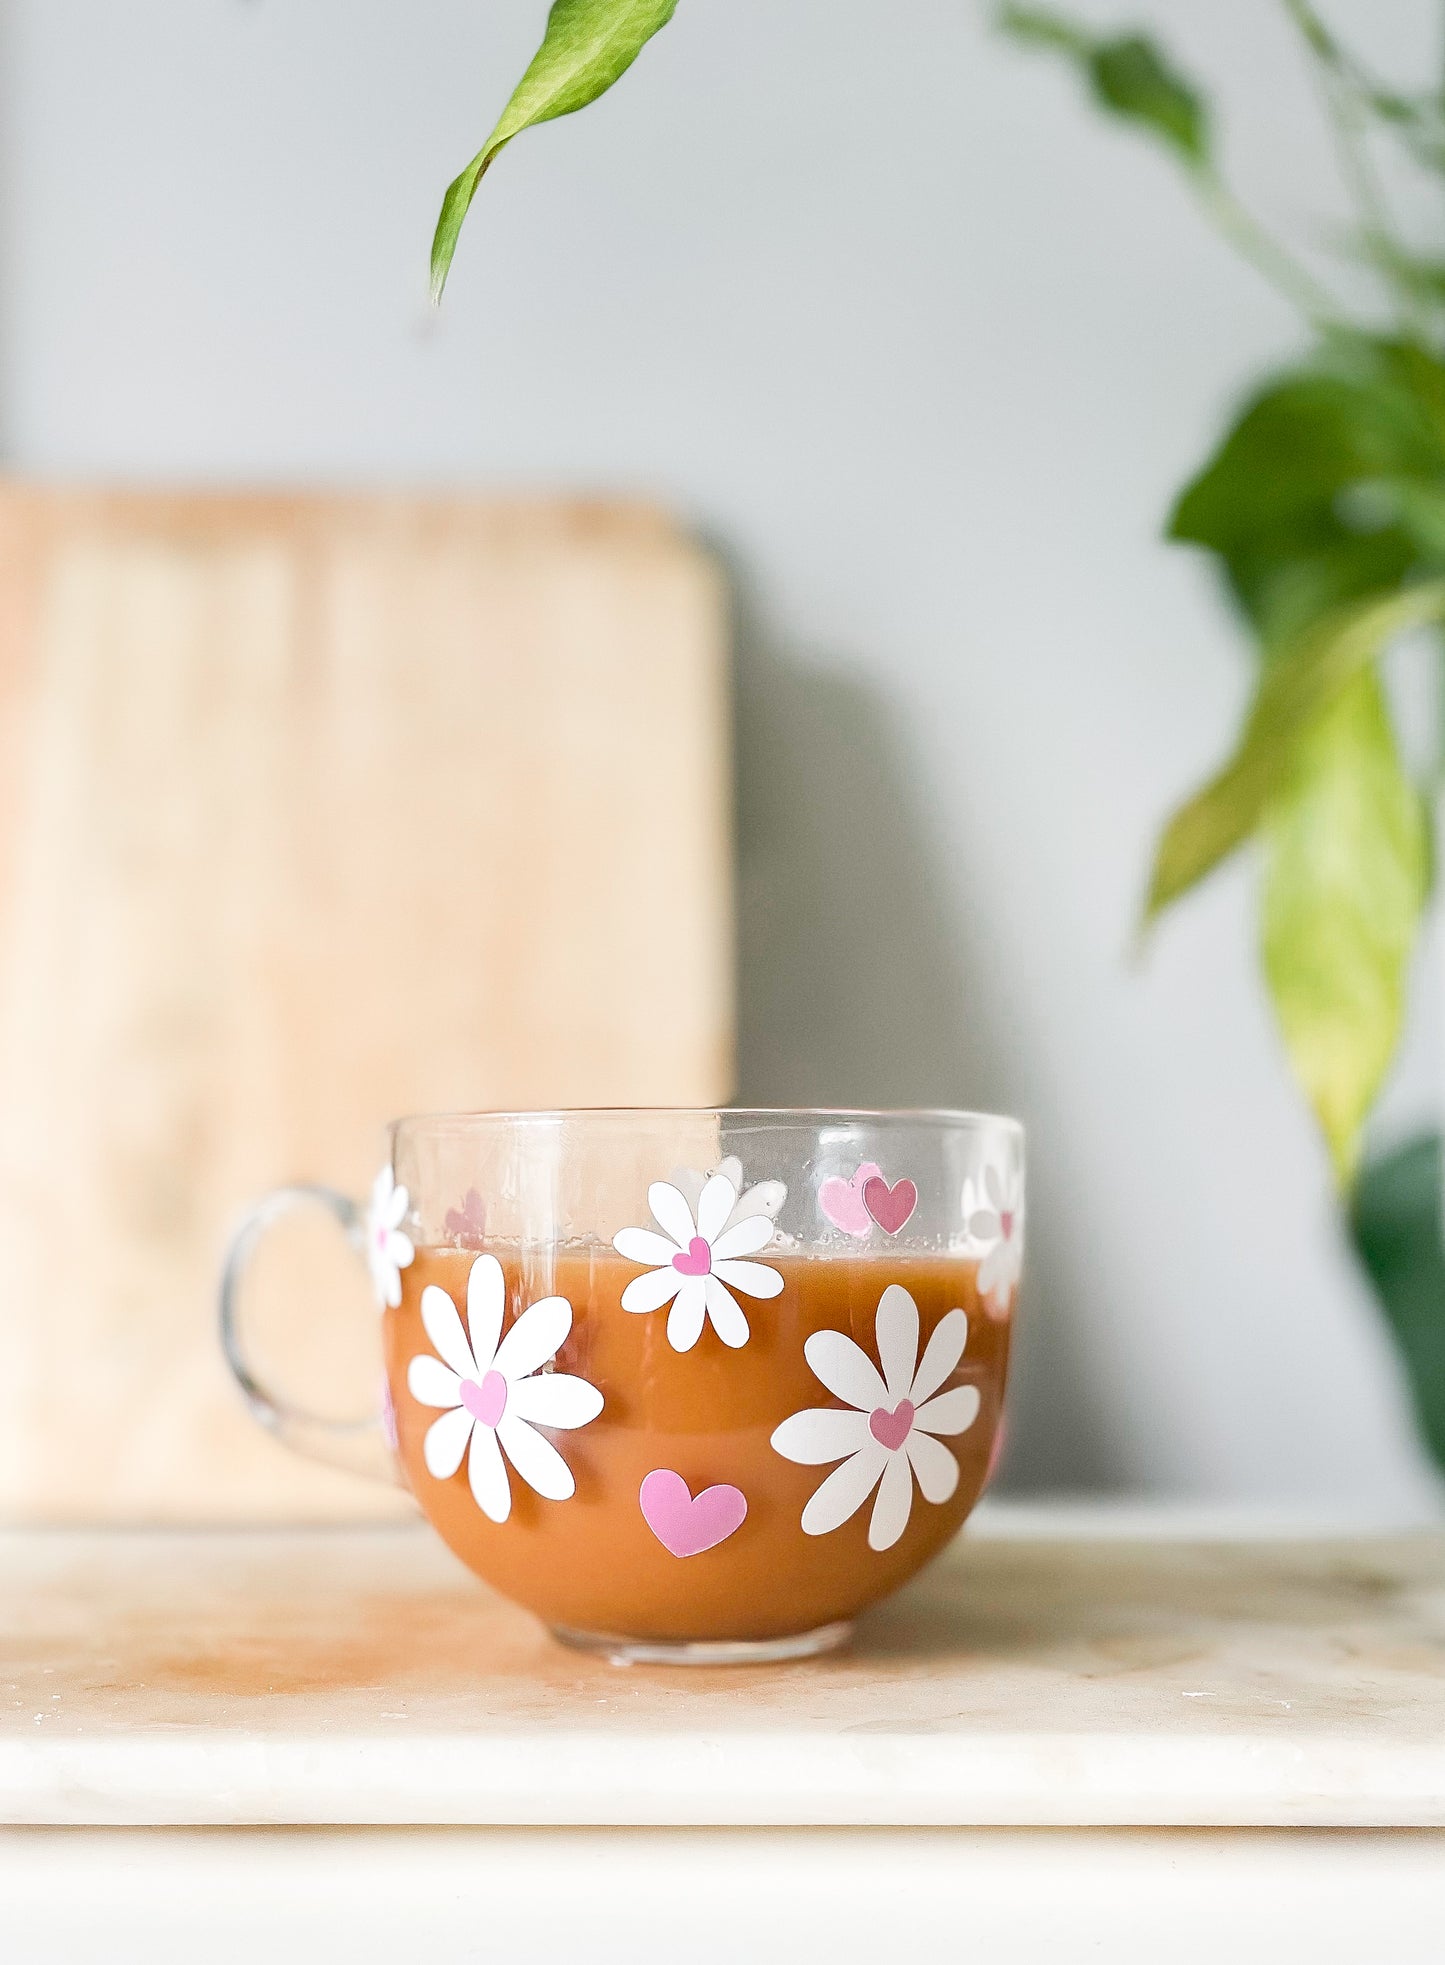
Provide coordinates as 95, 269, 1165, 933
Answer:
0, 487, 732, 1523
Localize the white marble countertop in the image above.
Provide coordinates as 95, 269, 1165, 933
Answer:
4, 1509, 1444, 1828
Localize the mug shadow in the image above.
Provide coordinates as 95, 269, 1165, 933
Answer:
720, 557, 1125, 1494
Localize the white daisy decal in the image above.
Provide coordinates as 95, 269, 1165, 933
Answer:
406, 1253, 603, 1523
963, 1163, 1024, 1318
667, 1155, 787, 1234
613, 1168, 785, 1352
366, 1165, 415, 1310
770, 1283, 980, 1552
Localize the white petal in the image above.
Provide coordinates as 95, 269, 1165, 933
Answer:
497, 1414, 575, 1501
667, 1278, 708, 1352
986, 1248, 1020, 1310
876, 1284, 920, 1402
712, 1257, 784, 1299
423, 1404, 473, 1480
977, 1244, 1007, 1298
983, 1239, 1020, 1306
667, 1166, 708, 1213
714, 1156, 744, 1190
467, 1422, 511, 1523
373, 1251, 401, 1311
385, 1180, 410, 1230
985, 1164, 1004, 1211
648, 1181, 698, 1249
370, 1167, 393, 1214
621, 1267, 685, 1315
695, 1171, 739, 1242
804, 1328, 887, 1412
906, 1428, 960, 1505
493, 1294, 571, 1382
386, 1228, 415, 1273
728, 1178, 785, 1230
407, 1355, 461, 1409
704, 1275, 750, 1347
910, 1308, 969, 1406
771, 1405, 871, 1466
508, 1371, 603, 1430
465, 1254, 505, 1370
421, 1284, 477, 1379
868, 1451, 915, 1551
914, 1385, 981, 1438
711, 1214, 776, 1262
613, 1226, 680, 1267
801, 1443, 889, 1536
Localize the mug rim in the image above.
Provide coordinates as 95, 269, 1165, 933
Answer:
390, 1104, 1024, 1137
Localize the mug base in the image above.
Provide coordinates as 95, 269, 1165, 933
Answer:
550, 1618, 854, 1668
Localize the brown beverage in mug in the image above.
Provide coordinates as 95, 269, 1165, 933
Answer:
387, 1245, 1008, 1644
223, 1110, 1024, 1664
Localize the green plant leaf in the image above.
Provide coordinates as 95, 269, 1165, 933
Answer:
1240, 534, 1422, 655
1372, 338, 1445, 452
430, 0, 678, 301
1144, 577, 1445, 919
998, 7, 1208, 166
1261, 672, 1428, 1184
1090, 36, 1208, 162
995, 4, 1088, 56
1386, 477, 1445, 562
1170, 370, 1443, 564
1351, 1133, 1445, 1473
1169, 349, 1445, 638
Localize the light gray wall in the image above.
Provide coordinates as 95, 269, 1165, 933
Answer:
2, 0, 1439, 1508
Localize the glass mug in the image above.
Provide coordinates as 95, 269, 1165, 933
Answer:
220, 1107, 1024, 1664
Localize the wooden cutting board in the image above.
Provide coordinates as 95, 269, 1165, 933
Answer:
0, 487, 732, 1523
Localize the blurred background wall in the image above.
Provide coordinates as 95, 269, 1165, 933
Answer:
0, 0, 1436, 1511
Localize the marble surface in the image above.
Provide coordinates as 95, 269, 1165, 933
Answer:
4, 1516, 1445, 1827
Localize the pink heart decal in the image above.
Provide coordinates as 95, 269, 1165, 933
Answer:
639, 1469, 747, 1558
863, 1174, 917, 1235
868, 1398, 915, 1451
460, 1370, 508, 1430
819, 1162, 882, 1238
672, 1235, 713, 1277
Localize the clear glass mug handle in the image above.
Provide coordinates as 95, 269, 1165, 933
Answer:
218, 1183, 400, 1484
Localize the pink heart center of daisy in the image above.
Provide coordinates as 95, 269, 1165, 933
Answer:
460, 1370, 507, 1429
672, 1236, 713, 1277
1000, 1209, 1015, 1239
869, 1399, 915, 1451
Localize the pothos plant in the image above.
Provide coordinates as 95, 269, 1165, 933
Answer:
430, 0, 1445, 1472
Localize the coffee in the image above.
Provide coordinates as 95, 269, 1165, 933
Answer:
386, 1244, 1007, 1644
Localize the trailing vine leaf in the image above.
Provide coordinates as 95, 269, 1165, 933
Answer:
1169, 366, 1440, 570
1387, 477, 1445, 562
1261, 672, 1428, 1184
430, 0, 678, 301
997, 6, 1209, 166
994, 5, 1087, 57
1151, 338, 1445, 935
1376, 337, 1445, 449
1144, 578, 1445, 920
1351, 1134, 1445, 1472
1169, 345, 1445, 641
